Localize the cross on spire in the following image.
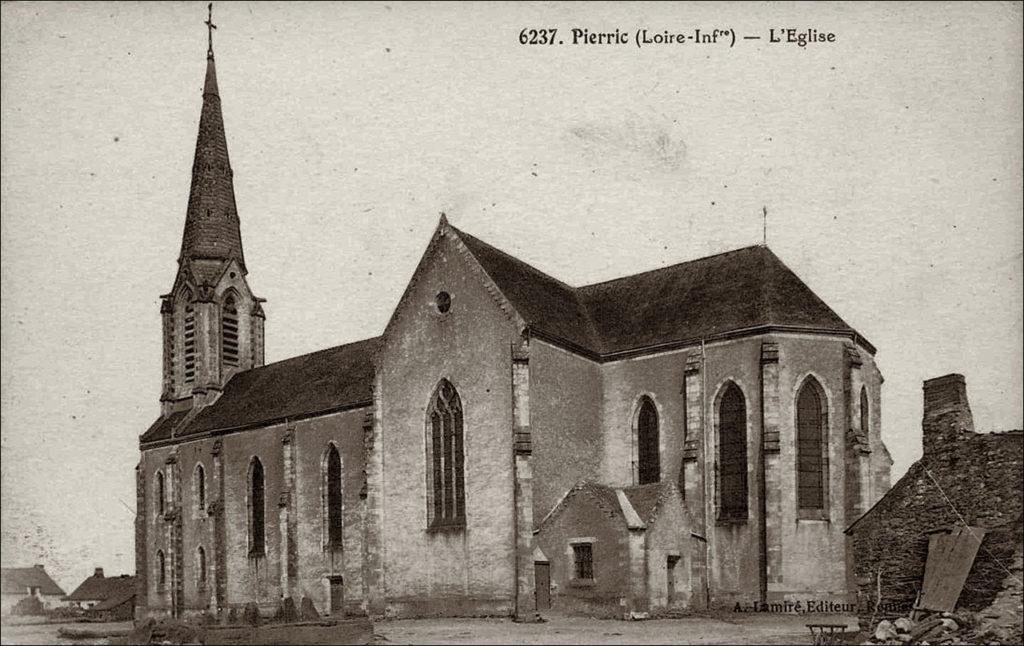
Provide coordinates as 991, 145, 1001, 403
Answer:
205, 3, 217, 59
762, 205, 768, 245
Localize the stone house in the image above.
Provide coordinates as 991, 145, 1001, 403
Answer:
65, 568, 136, 617
0, 565, 65, 614
846, 374, 1023, 637
135, 25, 892, 620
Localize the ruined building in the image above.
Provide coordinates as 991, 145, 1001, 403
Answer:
846, 374, 1023, 638
135, 27, 892, 620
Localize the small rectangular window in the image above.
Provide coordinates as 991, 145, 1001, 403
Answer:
572, 543, 594, 580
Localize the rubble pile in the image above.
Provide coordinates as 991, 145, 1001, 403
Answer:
862, 610, 1020, 646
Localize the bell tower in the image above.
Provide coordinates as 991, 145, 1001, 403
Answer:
160, 6, 265, 415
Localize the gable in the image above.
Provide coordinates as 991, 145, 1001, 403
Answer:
538, 481, 650, 532
1, 568, 65, 596
379, 219, 523, 356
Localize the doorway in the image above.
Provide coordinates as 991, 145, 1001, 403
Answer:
328, 575, 344, 616
534, 561, 550, 611
666, 555, 680, 606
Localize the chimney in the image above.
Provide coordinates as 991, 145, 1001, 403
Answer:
94, 567, 104, 578
922, 373, 975, 456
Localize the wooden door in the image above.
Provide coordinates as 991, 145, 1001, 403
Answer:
329, 575, 344, 616
667, 555, 680, 606
534, 562, 550, 610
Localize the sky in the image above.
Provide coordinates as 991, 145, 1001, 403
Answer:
1, 1, 1021, 592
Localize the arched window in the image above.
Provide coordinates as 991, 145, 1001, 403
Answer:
183, 301, 196, 384
426, 380, 465, 528
196, 546, 207, 588
797, 379, 828, 513
156, 550, 166, 587
324, 444, 344, 550
860, 387, 869, 437
248, 457, 266, 557
194, 464, 206, 514
222, 295, 239, 368
718, 383, 748, 520
636, 397, 660, 485
155, 471, 166, 516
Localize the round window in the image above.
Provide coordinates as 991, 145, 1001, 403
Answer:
435, 291, 452, 314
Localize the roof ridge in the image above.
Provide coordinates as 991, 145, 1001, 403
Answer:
239, 336, 381, 374
448, 224, 580, 292
450, 223, 607, 351
761, 248, 857, 332
579, 244, 767, 291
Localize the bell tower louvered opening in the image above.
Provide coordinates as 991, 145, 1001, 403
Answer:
222, 295, 239, 368
183, 303, 196, 385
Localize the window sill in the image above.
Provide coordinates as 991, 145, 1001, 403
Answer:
427, 519, 466, 534
248, 549, 266, 559
569, 579, 595, 588
716, 516, 748, 526
797, 510, 830, 522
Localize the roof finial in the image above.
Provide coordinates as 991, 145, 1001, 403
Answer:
762, 205, 768, 246
205, 3, 217, 60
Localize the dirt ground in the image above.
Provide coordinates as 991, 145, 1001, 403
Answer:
374, 612, 859, 645
0, 620, 133, 645
1, 613, 856, 645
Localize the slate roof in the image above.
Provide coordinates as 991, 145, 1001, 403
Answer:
140, 337, 379, 444
142, 410, 189, 444
536, 482, 622, 531
1, 567, 65, 597
453, 225, 868, 357
846, 429, 1024, 535
91, 585, 135, 612
66, 574, 135, 603
538, 481, 681, 531
622, 483, 667, 524
456, 228, 603, 353
178, 52, 246, 271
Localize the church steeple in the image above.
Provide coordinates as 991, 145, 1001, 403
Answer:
178, 3, 245, 272
161, 4, 265, 413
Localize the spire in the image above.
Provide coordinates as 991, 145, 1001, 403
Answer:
179, 2, 245, 272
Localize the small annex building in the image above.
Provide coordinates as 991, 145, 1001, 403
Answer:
535, 481, 703, 618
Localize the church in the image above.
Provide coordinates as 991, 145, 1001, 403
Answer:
135, 24, 893, 621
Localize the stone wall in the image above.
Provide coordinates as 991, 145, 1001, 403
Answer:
847, 374, 1024, 629
531, 340, 603, 520
591, 333, 883, 606
137, 406, 367, 618
534, 489, 630, 618
643, 486, 699, 612
375, 227, 519, 617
